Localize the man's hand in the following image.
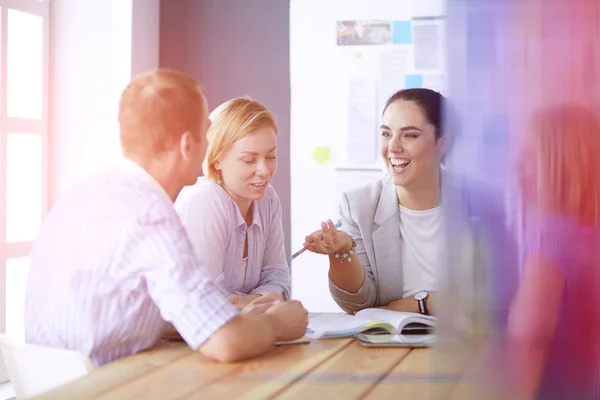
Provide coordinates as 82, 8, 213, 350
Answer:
265, 300, 309, 341
197, 298, 307, 363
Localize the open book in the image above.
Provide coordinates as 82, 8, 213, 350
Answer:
306, 309, 435, 339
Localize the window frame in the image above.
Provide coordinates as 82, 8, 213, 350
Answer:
0, 0, 49, 384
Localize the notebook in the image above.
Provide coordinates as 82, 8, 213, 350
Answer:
306, 308, 436, 339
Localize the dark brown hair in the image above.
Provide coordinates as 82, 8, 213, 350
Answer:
383, 88, 445, 140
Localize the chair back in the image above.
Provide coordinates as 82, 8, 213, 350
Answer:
0, 335, 93, 399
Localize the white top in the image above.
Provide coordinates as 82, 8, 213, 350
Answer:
232, 258, 249, 293
399, 204, 444, 298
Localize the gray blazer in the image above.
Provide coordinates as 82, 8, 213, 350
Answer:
329, 175, 484, 317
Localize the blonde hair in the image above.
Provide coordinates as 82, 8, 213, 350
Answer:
119, 69, 205, 157
202, 97, 278, 182
518, 105, 600, 224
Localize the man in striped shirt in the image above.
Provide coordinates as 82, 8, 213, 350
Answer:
24, 69, 308, 367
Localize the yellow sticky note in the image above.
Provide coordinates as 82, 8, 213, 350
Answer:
311, 146, 332, 164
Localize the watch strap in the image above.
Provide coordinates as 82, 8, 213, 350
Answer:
417, 298, 429, 315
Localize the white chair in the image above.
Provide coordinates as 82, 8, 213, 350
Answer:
0, 335, 94, 399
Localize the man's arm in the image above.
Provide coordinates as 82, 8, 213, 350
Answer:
136, 205, 307, 362
198, 300, 307, 362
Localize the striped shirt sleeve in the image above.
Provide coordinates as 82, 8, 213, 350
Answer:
129, 201, 238, 350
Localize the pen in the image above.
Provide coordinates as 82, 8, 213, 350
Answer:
290, 219, 342, 261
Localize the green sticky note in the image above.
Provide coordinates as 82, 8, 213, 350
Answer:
311, 146, 332, 164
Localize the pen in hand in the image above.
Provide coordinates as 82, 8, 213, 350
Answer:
290, 219, 342, 261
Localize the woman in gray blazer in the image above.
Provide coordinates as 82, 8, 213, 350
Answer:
303, 88, 481, 316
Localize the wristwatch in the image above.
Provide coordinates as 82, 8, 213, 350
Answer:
414, 291, 429, 315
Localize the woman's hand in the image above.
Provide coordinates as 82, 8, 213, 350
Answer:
303, 219, 353, 255
240, 293, 283, 315
229, 292, 283, 311
227, 294, 242, 308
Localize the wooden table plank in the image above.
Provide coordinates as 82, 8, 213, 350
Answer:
177, 339, 353, 399
32, 341, 193, 400
29, 338, 481, 400
445, 344, 500, 400
94, 346, 244, 400
362, 347, 471, 400
275, 340, 410, 400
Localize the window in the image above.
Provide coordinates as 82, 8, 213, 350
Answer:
0, 0, 49, 384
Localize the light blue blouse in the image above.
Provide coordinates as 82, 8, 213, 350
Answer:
175, 177, 291, 299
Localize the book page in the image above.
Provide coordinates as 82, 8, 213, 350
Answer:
307, 313, 395, 338
355, 308, 436, 332
307, 314, 368, 336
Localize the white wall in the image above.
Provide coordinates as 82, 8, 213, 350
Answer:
159, 0, 293, 259
49, 0, 159, 204
132, 0, 160, 77
290, 0, 446, 312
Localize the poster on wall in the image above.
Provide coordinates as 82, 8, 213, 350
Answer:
413, 16, 443, 69
411, 16, 446, 95
336, 20, 393, 46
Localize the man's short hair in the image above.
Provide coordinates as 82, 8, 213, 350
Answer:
119, 69, 205, 157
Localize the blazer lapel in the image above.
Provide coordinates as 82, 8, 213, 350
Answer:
372, 177, 404, 305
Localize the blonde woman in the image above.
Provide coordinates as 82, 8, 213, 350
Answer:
175, 97, 290, 308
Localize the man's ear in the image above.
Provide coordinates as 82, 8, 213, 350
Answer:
180, 131, 193, 160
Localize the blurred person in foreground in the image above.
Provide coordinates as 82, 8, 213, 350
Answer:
24, 69, 308, 367
507, 104, 600, 399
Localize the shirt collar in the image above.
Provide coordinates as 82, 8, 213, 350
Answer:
231, 195, 263, 230
116, 157, 173, 205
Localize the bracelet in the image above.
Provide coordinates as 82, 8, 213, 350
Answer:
334, 237, 357, 263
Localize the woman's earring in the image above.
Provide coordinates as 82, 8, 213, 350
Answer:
216, 170, 222, 185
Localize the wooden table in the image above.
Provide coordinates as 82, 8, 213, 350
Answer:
32, 338, 484, 399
